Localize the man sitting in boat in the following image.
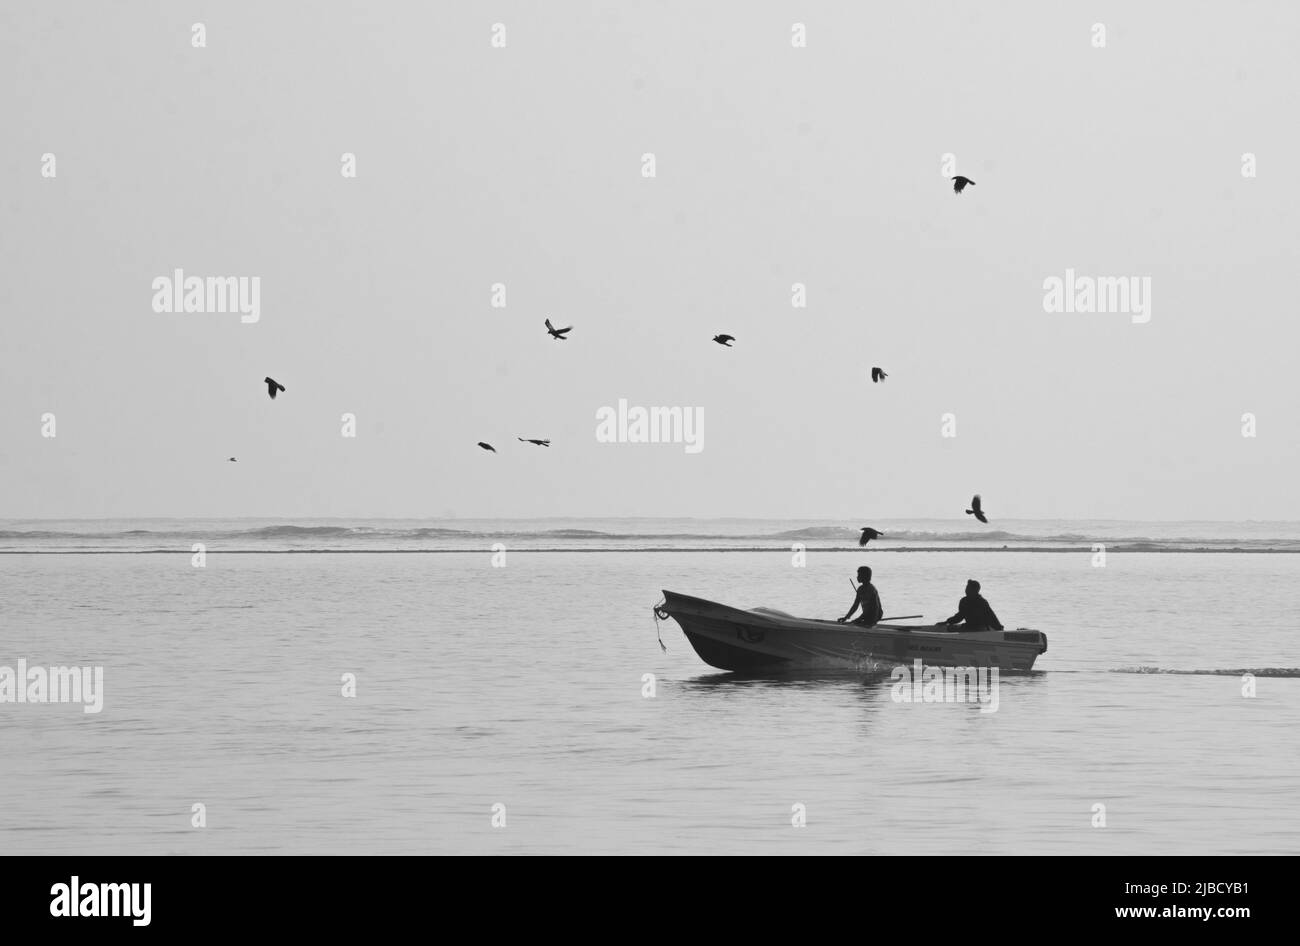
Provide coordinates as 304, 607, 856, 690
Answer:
837, 566, 883, 627
943, 579, 1004, 631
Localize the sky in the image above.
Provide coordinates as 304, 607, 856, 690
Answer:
2, 1, 1297, 520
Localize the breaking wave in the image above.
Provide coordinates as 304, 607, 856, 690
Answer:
4, 521, 1300, 552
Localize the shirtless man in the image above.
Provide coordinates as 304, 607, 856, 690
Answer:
838, 566, 883, 627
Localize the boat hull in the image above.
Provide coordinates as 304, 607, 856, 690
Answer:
660, 590, 1047, 673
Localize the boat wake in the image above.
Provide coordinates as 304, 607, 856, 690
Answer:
1109, 667, 1300, 677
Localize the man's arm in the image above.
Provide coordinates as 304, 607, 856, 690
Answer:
987, 603, 1003, 631
944, 599, 965, 626
838, 591, 861, 623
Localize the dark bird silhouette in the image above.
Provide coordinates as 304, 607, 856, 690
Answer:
951, 175, 975, 194
966, 494, 988, 523
477, 442, 496, 453
713, 334, 735, 347
517, 438, 551, 447
228, 457, 237, 462
264, 377, 285, 400
871, 367, 888, 383
544, 319, 572, 340
859, 527, 883, 546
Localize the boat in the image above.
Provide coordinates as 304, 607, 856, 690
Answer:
656, 590, 1047, 672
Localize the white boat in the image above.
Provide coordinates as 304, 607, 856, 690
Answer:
657, 590, 1047, 672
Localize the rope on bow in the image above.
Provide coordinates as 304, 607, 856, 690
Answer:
652, 599, 670, 652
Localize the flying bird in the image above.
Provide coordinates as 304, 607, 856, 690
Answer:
477, 442, 496, 453
544, 319, 572, 340
871, 367, 888, 383
228, 457, 237, 462
859, 527, 883, 546
264, 377, 285, 400
518, 438, 551, 447
713, 334, 735, 347
951, 176, 976, 195
966, 494, 988, 523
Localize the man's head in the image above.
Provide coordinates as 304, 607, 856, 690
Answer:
857, 566, 872, 583
966, 579, 981, 595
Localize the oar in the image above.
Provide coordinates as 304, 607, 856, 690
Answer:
848, 580, 924, 622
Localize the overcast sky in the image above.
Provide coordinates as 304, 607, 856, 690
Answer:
2, 2, 1297, 520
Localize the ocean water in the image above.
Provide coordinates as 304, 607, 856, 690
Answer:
1, 519, 1298, 855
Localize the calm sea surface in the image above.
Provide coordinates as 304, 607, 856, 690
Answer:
2, 519, 1298, 854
